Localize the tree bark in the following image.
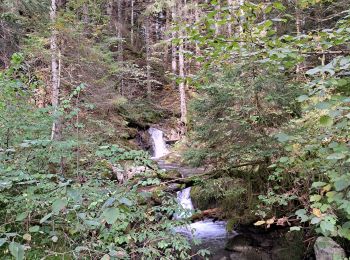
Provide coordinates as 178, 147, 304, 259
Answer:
194, 1, 201, 70
295, 0, 301, 74
117, 0, 124, 95
177, 0, 187, 135
130, 0, 134, 46
227, 0, 233, 36
145, 17, 152, 96
178, 26, 187, 135
50, 0, 61, 141
239, 0, 244, 36
171, 4, 177, 86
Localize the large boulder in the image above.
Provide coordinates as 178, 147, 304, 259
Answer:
314, 237, 346, 260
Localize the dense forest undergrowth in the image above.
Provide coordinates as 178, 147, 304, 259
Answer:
1, 0, 350, 259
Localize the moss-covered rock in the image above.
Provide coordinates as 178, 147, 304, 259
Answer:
314, 237, 346, 260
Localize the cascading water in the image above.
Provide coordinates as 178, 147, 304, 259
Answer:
175, 187, 194, 219
148, 127, 169, 159
149, 127, 235, 259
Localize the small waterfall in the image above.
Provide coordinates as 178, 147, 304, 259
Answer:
176, 187, 194, 218
148, 127, 169, 159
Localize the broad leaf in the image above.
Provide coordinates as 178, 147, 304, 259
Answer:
9, 242, 24, 260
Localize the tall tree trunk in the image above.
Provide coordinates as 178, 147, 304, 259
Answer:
239, 0, 244, 36
131, 0, 134, 46
227, 0, 233, 36
215, 0, 220, 35
117, 0, 124, 95
145, 17, 152, 96
171, 4, 177, 85
178, 2, 187, 135
50, 0, 61, 141
107, 0, 113, 16
163, 10, 170, 67
295, 0, 302, 75
194, 1, 201, 70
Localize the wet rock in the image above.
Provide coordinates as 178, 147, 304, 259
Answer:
314, 236, 346, 260
225, 234, 256, 252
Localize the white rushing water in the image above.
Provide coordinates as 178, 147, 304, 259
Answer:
175, 187, 194, 219
149, 127, 233, 257
148, 127, 169, 159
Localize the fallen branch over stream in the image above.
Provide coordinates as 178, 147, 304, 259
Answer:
191, 208, 221, 221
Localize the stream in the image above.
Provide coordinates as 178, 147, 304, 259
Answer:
148, 127, 237, 259
148, 128, 304, 260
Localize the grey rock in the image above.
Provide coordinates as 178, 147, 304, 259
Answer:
314, 237, 346, 260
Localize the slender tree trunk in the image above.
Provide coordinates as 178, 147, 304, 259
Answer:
82, 3, 89, 24
171, 4, 177, 84
163, 10, 170, 67
295, 0, 302, 75
227, 0, 233, 36
145, 17, 152, 96
194, 1, 201, 70
117, 0, 124, 95
215, 0, 220, 35
178, 2, 187, 135
239, 0, 244, 35
107, 0, 113, 16
50, 0, 61, 141
131, 0, 134, 46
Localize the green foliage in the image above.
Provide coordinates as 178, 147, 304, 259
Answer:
186, 66, 301, 168
0, 57, 194, 259
257, 10, 350, 240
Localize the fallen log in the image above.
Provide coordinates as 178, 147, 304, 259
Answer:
191, 208, 221, 221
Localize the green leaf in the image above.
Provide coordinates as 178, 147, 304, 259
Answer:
40, 213, 52, 223
16, 212, 28, 222
102, 207, 119, 225
9, 242, 24, 260
52, 198, 67, 214
334, 179, 350, 191
312, 182, 327, 188
273, 2, 286, 11
320, 220, 335, 233
275, 133, 290, 142
295, 209, 308, 222
296, 95, 309, 102
310, 195, 322, 202
29, 226, 40, 233
279, 157, 289, 163
326, 153, 345, 160
306, 67, 321, 75
315, 102, 331, 110
311, 217, 321, 224
0, 238, 7, 247
319, 115, 333, 126
119, 197, 133, 207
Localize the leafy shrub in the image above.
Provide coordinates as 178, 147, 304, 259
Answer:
0, 55, 196, 259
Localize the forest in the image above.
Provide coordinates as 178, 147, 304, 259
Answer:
0, 0, 350, 259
